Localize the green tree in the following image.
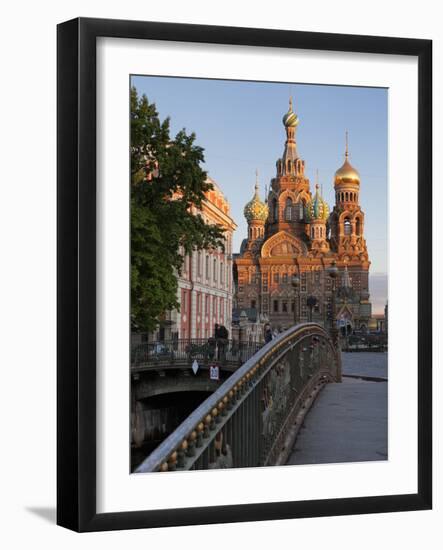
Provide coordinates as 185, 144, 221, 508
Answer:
131, 87, 225, 333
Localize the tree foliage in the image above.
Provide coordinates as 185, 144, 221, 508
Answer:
131, 87, 225, 332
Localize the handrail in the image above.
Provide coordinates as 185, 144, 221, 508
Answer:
131, 338, 262, 369
135, 322, 339, 473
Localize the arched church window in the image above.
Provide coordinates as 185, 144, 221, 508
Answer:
272, 198, 278, 221
356, 217, 361, 236
298, 202, 304, 220
344, 218, 352, 236
285, 198, 293, 221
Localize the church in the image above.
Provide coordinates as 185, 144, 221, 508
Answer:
234, 98, 372, 332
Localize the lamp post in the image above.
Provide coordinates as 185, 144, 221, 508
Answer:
291, 274, 300, 326
327, 261, 341, 382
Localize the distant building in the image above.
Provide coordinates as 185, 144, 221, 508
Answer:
231, 308, 269, 344
153, 178, 237, 341
234, 98, 372, 332
369, 313, 387, 333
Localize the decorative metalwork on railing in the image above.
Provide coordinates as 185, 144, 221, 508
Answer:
131, 338, 262, 370
135, 323, 340, 473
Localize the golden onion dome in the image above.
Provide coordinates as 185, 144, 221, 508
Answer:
305, 184, 330, 222
244, 179, 269, 223
334, 132, 360, 185
334, 158, 360, 184
282, 97, 299, 128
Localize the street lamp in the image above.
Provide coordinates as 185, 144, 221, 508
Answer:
291, 274, 300, 325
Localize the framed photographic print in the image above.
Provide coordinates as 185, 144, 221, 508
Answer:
57, 17, 432, 532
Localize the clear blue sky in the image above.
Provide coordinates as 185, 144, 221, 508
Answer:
131, 76, 388, 311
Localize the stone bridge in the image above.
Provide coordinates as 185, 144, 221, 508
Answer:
133, 323, 341, 472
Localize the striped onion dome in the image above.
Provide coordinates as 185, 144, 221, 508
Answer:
244, 182, 269, 223
305, 184, 330, 222
282, 97, 299, 128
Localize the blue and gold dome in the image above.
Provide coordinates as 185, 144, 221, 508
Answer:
244, 178, 269, 223
282, 97, 299, 128
305, 184, 330, 222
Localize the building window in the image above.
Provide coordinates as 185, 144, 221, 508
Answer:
213, 258, 217, 282
181, 289, 187, 313
285, 198, 293, 221
282, 301, 288, 312
220, 262, 224, 283
298, 202, 304, 220
274, 273, 280, 283
198, 251, 202, 276
282, 273, 288, 283
205, 255, 210, 280
272, 198, 278, 221
273, 300, 279, 312
344, 218, 352, 235
251, 300, 256, 309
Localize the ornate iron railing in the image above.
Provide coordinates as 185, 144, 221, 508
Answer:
135, 323, 340, 473
131, 338, 262, 370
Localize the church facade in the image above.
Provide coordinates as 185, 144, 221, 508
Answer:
234, 99, 372, 332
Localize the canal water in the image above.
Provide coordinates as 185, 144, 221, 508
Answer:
131, 390, 211, 472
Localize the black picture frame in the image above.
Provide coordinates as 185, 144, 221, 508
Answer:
57, 17, 432, 532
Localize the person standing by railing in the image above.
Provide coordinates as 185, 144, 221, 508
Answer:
217, 324, 229, 362
264, 323, 273, 344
